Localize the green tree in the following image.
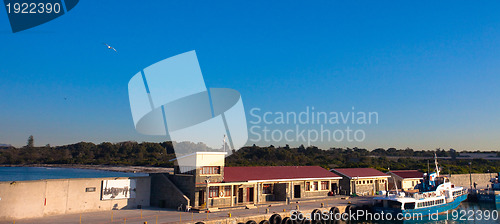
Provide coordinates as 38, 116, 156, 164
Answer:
26, 135, 34, 148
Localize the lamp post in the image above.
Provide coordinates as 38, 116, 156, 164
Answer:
205, 176, 211, 210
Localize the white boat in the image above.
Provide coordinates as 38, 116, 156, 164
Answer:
372, 154, 468, 217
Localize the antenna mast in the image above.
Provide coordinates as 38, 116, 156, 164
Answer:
223, 134, 227, 153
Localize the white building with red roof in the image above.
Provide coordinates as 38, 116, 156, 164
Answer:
152, 152, 341, 210
330, 168, 390, 196
387, 170, 423, 191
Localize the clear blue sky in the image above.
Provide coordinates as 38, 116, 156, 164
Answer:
1, 1, 499, 150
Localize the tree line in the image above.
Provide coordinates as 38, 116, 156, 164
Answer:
0, 140, 498, 174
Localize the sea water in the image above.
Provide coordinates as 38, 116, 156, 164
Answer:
0, 166, 147, 181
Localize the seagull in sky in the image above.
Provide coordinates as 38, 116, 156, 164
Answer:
104, 43, 117, 52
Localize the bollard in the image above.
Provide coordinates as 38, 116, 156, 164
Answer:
191, 212, 194, 221
79, 214, 82, 224
228, 212, 232, 217
180, 213, 182, 222
266, 208, 269, 214
296, 205, 299, 210
141, 208, 143, 219
156, 215, 158, 224
124, 218, 126, 224
283, 209, 286, 212
321, 203, 324, 208
111, 210, 114, 222
144, 222, 147, 224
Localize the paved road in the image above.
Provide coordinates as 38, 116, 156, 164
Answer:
0, 197, 373, 224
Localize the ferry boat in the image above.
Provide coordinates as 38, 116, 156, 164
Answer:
372, 155, 468, 217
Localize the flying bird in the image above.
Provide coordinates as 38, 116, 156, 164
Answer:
104, 43, 117, 52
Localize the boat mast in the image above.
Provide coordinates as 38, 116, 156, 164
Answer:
434, 153, 440, 177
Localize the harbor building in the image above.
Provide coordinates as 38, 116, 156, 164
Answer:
151, 152, 342, 210
330, 168, 390, 196
387, 170, 423, 191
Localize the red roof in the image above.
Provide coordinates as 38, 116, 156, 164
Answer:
331, 168, 389, 179
224, 166, 341, 182
389, 170, 423, 179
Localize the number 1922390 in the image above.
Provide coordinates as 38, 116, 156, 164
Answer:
5, 2, 62, 14
445, 209, 498, 221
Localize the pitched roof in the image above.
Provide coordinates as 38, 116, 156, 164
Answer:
389, 170, 423, 179
331, 168, 390, 179
224, 166, 341, 182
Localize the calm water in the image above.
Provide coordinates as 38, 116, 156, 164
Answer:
357, 202, 499, 224
0, 166, 148, 181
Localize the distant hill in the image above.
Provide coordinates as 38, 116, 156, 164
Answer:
0, 143, 11, 147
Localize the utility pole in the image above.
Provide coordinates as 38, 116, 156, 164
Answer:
427, 160, 430, 175
469, 162, 472, 190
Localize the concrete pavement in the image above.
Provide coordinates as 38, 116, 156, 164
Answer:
0, 196, 373, 224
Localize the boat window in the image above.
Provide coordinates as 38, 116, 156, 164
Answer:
388, 200, 402, 209
404, 202, 415, 210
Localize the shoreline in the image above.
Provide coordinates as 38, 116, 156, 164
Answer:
0, 164, 174, 174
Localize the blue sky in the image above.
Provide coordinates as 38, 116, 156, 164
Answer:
1, 1, 499, 150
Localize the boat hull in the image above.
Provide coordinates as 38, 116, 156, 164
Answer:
373, 194, 468, 217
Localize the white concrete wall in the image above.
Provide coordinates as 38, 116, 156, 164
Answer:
0, 176, 150, 221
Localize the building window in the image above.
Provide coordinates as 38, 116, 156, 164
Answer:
306, 182, 311, 191
201, 166, 220, 175
263, 184, 273, 194
222, 186, 231, 197
209, 186, 219, 198
313, 181, 318, 191
321, 181, 328, 190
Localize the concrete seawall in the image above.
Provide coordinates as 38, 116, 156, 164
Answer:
449, 173, 493, 189
0, 177, 150, 221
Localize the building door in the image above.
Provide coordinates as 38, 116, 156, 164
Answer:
247, 187, 254, 202
294, 185, 301, 198
238, 188, 243, 203
375, 180, 380, 192
331, 183, 338, 195
199, 190, 205, 206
